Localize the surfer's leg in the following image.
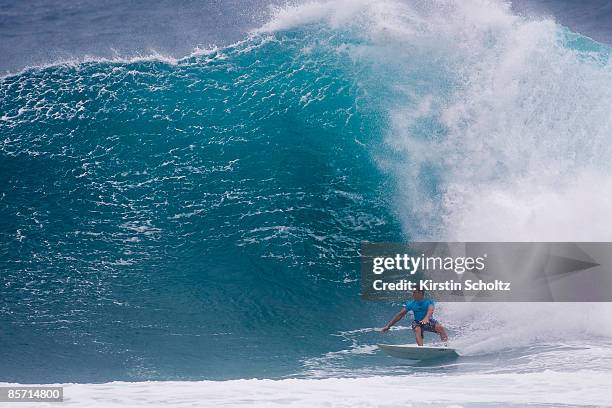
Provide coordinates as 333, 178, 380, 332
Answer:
434, 323, 448, 342
414, 325, 424, 346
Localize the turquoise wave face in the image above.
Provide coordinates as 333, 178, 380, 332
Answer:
0, 30, 402, 382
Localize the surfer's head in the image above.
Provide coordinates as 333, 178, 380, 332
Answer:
412, 289, 425, 300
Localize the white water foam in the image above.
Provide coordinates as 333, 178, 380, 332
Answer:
3, 370, 611, 407
349, 0, 612, 356
437, 302, 612, 355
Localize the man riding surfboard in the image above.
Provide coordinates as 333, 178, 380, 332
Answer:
381, 289, 448, 346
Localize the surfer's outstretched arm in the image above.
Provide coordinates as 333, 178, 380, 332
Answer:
381, 308, 407, 332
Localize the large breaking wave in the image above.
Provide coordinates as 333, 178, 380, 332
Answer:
1, 3, 612, 402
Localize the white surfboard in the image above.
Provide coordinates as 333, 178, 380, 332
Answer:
378, 343, 459, 360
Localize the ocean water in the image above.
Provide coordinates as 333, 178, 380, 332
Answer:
1, 0, 612, 406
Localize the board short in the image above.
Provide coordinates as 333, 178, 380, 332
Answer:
411, 318, 439, 334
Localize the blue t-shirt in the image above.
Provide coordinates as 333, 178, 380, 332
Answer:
404, 299, 434, 322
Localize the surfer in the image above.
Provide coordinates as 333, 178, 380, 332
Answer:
380, 289, 448, 346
